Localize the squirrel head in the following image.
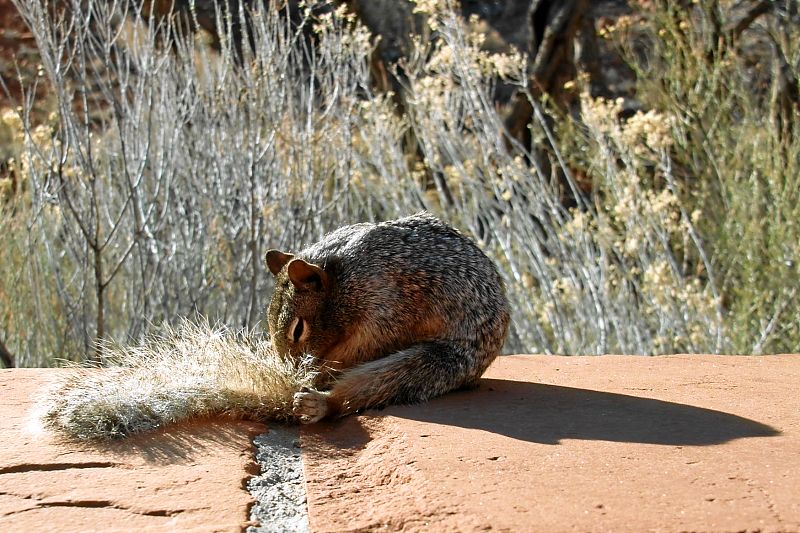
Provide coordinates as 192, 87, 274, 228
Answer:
265, 249, 338, 360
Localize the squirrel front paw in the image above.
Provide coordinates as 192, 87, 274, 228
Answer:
293, 388, 329, 424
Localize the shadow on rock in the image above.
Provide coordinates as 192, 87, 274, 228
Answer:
393, 378, 779, 446
56, 419, 270, 464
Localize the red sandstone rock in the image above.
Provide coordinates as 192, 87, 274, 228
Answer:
301, 355, 800, 532
3, 356, 799, 532
0, 369, 265, 533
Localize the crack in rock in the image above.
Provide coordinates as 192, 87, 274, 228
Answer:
2, 499, 188, 519
0, 462, 120, 475
247, 426, 309, 533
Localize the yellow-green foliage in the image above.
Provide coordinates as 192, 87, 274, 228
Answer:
599, 2, 800, 352
0, 108, 77, 366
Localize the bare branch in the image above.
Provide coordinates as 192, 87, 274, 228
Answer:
729, 0, 772, 41
0, 337, 14, 368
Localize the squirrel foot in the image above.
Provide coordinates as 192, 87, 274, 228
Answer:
293, 388, 329, 424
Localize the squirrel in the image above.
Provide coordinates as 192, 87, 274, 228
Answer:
265, 212, 510, 424
42, 213, 509, 438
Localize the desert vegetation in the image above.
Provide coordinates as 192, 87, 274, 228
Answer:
0, 0, 798, 366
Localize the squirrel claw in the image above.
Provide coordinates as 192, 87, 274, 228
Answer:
293, 389, 328, 424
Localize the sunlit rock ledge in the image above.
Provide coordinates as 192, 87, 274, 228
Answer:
2, 354, 799, 532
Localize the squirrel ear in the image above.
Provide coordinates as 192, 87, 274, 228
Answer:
266, 249, 294, 276
287, 258, 329, 292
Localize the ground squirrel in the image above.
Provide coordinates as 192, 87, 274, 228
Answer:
42, 213, 508, 438
266, 212, 510, 423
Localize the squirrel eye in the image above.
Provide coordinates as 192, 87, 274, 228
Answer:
288, 317, 306, 344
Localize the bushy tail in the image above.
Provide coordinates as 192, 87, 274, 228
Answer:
42, 319, 317, 440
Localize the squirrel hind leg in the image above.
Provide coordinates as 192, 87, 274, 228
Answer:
323, 341, 496, 419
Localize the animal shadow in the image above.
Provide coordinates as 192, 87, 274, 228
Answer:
395, 378, 779, 446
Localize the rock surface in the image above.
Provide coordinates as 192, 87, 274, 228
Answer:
0, 369, 265, 532
2, 356, 799, 532
301, 355, 800, 532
